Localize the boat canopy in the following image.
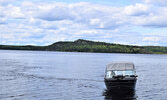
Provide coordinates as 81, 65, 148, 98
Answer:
106, 62, 135, 71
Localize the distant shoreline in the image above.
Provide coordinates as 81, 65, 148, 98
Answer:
0, 39, 167, 54
0, 49, 166, 56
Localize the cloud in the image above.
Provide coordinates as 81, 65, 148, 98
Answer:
142, 17, 167, 28
0, 17, 6, 24
144, 0, 167, 6
1, 1, 167, 46
89, 17, 125, 29
142, 37, 160, 42
0, 4, 25, 19
36, 3, 75, 21
141, 36, 167, 46
21, 2, 125, 29
0, 22, 6, 24
132, 7, 167, 27
73, 30, 98, 35
124, 3, 151, 16
70, 3, 125, 29
0, 0, 14, 6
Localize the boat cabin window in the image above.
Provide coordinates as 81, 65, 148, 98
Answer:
106, 71, 115, 78
114, 71, 123, 75
125, 71, 135, 75
106, 70, 135, 78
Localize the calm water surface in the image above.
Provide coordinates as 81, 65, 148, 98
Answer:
0, 50, 167, 100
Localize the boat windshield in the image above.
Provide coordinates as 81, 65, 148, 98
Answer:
106, 70, 135, 78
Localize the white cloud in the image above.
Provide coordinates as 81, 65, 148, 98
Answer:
0, 0, 14, 6
0, 18, 6, 24
19, 2, 125, 29
6, 5, 25, 18
74, 30, 98, 35
144, 0, 167, 6
0, 4, 25, 19
124, 3, 151, 16
142, 37, 160, 42
36, 3, 75, 21
0, 1, 167, 46
132, 6, 167, 27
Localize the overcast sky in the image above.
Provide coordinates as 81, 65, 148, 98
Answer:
0, 0, 167, 46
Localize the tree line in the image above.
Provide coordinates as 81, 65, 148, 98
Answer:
0, 39, 167, 54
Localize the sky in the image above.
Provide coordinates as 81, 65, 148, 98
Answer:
0, 0, 167, 46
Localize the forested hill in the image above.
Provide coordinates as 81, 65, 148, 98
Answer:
0, 39, 167, 54
46, 39, 148, 54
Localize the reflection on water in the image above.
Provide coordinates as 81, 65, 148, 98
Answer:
103, 89, 137, 100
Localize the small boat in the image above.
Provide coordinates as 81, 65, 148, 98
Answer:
104, 62, 137, 92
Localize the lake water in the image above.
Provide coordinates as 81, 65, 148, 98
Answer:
0, 50, 167, 100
